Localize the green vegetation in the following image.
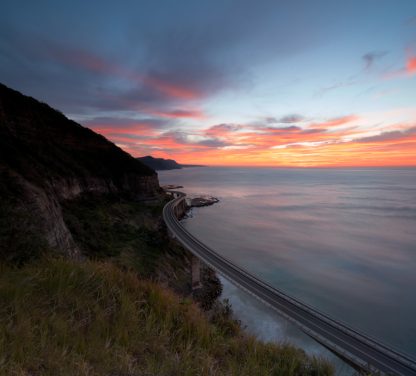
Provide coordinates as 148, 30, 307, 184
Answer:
61, 195, 193, 291
0, 258, 334, 376
62, 195, 168, 270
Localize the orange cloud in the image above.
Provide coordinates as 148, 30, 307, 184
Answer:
406, 55, 416, 75
196, 123, 415, 166
310, 115, 358, 128
383, 51, 416, 79
88, 112, 416, 167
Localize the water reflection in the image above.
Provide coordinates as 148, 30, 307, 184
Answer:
159, 167, 416, 356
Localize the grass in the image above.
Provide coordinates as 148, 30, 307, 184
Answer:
0, 258, 334, 376
62, 194, 199, 299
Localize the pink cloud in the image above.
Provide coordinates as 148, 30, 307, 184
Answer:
383, 51, 416, 79
406, 56, 416, 75
147, 109, 206, 119
205, 124, 243, 137
45, 43, 201, 100
310, 115, 358, 128
142, 77, 200, 100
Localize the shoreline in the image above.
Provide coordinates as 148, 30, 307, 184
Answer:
164, 186, 353, 375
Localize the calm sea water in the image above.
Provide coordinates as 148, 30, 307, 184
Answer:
159, 167, 416, 362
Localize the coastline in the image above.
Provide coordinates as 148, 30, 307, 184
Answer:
161, 182, 354, 375
158, 166, 416, 360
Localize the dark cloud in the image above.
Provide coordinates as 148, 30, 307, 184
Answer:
278, 115, 305, 123
162, 130, 230, 148
0, 30, 229, 115
354, 127, 416, 143
105, 132, 153, 141
265, 115, 304, 124
317, 80, 358, 96
265, 117, 277, 124
197, 138, 229, 147
82, 116, 168, 129
301, 128, 324, 134
362, 51, 387, 70
264, 125, 302, 132
0, 0, 332, 119
205, 123, 243, 136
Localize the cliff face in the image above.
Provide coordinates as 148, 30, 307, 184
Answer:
0, 83, 160, 260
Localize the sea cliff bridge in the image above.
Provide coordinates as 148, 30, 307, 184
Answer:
163, 191, 416, 376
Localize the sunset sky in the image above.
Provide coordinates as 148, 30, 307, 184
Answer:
1, 1, 416, 166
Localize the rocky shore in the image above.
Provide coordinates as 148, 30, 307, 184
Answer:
188, 195, 219, 207
161, 184, 184, 190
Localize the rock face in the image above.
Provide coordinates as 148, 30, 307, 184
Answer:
189, 196, 219, 207
0, 83, 160, 260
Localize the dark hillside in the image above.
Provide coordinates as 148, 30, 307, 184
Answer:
0, 83, 156, 192
0, 83, 160, 260
138, 155, 182, 170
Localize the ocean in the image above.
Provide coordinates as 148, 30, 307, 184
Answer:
159, 167, 416, 370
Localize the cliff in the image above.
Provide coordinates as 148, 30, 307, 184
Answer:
137, 155, 183, 170
138, 155, 205, 170
0, 83, 160, 261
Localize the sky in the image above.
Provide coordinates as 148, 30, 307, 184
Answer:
1, 0, 416, 167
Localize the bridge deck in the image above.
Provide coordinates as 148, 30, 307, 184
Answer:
163, 192, 416, 376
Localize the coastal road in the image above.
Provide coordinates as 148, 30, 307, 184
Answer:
163, 192, 416, 376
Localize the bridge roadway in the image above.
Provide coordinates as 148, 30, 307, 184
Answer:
163, 192, 416, 376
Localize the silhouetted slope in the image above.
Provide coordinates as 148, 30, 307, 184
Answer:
0, 83, 160, 261
0, 83, 156, 189
138, 155, 205, 170
138, 155, 182, 170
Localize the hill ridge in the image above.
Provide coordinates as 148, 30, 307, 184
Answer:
0, 83, 160, 260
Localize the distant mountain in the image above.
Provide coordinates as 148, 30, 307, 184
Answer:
138, 156, 182, 170
0, 83, 160, 261
138, 155, 205, 170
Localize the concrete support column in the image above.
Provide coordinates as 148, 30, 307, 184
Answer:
191, 255, 202, 290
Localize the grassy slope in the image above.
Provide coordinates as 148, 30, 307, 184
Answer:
61, 195, 197, 297
61, 195, 169, 271
0, 259, 333, 376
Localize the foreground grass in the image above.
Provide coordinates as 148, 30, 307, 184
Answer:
0, 259, 333, 375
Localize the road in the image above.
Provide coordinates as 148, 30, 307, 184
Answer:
163, 192, 416, 376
